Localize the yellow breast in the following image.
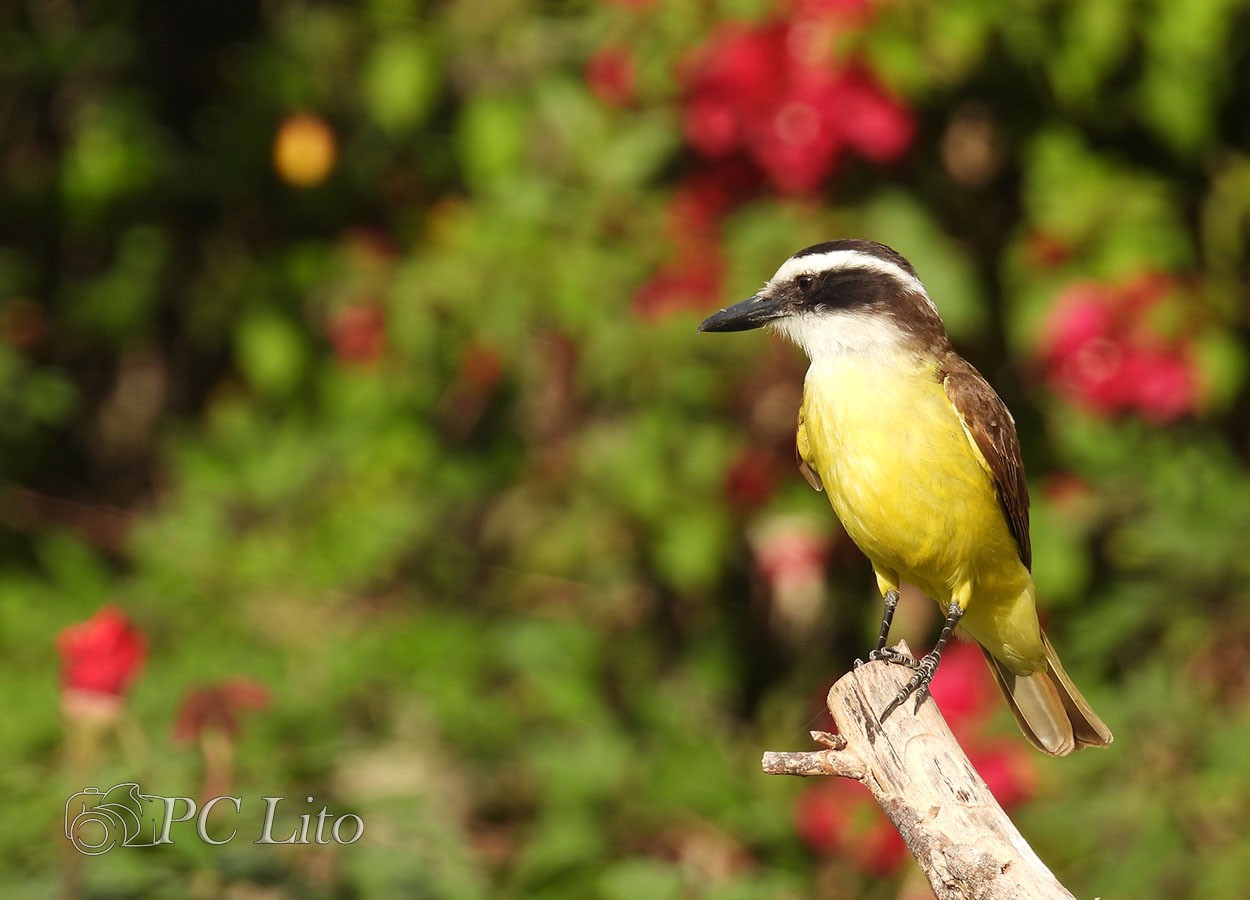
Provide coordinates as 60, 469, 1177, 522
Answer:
799, 354, 1027, 610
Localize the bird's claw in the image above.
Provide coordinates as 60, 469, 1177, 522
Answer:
868, 646, 919, 669
879, 650, 941, 722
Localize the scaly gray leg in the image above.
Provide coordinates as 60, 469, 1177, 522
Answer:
857, 589, 918, 669
880, 601, 964, 720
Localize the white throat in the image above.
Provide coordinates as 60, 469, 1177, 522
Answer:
771, 310, 906, 363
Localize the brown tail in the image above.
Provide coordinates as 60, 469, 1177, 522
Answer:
981, 632, 1113, 756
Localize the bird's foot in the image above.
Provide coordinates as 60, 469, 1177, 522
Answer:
879, 650, 941, 721
865, 646, 919, 669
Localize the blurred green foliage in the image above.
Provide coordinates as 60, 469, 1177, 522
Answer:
4, 0, 1250, 897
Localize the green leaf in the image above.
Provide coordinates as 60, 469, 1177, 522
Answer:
457, 94, 527, 192
598, 860, 683, 900
1049, 0, 1132, 109
653, 507, 731, 592
234, 311, 309, 396
362, 33, 441, 134
859, 191, 988, 342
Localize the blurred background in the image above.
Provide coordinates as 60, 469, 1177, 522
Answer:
5, 0, 1250, 896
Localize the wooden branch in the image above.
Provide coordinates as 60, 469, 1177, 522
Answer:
763, 643, 1075, 900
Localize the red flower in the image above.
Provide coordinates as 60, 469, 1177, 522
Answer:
57, 607, 147, 714
682, 24, 783, 158
795, 779, 908, 875
666, 162, 762, 240
587, 46, 637, 108
794, 781, 843, 853
680, 13, 913, 194
968, 741, 1037, 810
926, 641, 995, 738
1038, 274, 1200, 422
795, 739, 1034, 873
926, 644, 1038, 809
173, 679, 270, 744
795, 645, 1036, 872
834, 66, 915, 164
632, 253, 725, 321
724, 447, 780, 510
749, 89, 849, 194
636, 161, 763, 323
327, 303, 387, 364
795, 644, 1039, 874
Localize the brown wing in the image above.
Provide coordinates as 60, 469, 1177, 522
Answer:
796, 405, 823, 492
941, 357, 1031, 570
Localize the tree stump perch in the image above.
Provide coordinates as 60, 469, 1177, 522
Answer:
763, 643, 1076, 900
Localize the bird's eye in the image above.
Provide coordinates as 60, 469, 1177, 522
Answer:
796, 275, 814, 293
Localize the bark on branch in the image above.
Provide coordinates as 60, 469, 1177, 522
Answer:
763, 643, 1075, 900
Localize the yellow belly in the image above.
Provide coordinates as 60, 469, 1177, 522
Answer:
801, 355, 1044, 672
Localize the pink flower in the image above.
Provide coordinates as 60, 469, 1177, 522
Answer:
1124, 349, 1197, 423
57, 607, 147, 718
750, 516, 832, 642
1041, 285, 1118, 362
587, 46, 637, 108
751, 519, 831, 592
1038, 274, 1200, 422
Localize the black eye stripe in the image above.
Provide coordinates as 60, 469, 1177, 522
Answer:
791, 267, 892, 310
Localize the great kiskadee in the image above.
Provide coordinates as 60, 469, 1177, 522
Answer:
699, 239, 1113, 756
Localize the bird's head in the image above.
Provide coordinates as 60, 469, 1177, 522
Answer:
698, 239, 949, 361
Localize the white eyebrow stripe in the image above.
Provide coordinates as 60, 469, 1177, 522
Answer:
769, 250, 931, 307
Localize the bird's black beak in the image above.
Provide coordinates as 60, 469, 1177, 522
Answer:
697, 293, 784, 333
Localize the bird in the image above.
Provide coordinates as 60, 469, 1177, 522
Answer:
698, 239, 1113, 756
